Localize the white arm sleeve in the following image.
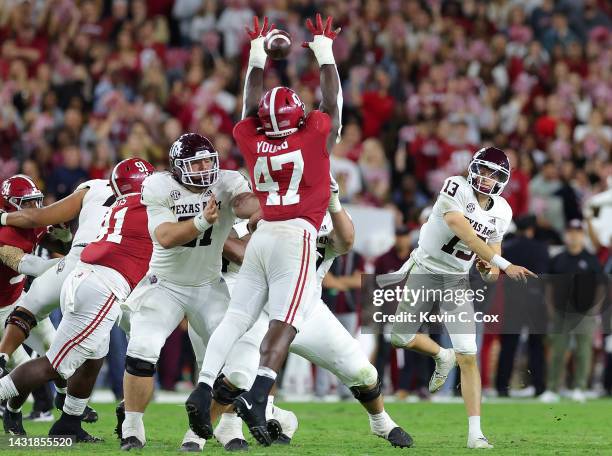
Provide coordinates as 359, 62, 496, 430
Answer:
141, 177, 177, 241
18, 255, 60, 277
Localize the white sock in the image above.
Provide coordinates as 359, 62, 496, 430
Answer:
368, 410, 397, 437
214, 413, 244, 446
0, 376, 19, 400
257, 367, 277, 380
123, 411, 146, 443
468, 416, 483, 438
266, 395, 275, 419
55, 386, 67, 394
63, 394, 88, 416
182, 428, 206, 447
198, 312, 251, 387
7, 402, 21, 413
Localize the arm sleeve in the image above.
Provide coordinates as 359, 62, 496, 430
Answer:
230, 173, 253, 201
437, 178, 468, 215
18, 255, 60, 277
141, 180, 177, 241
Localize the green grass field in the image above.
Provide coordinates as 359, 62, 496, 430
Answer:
2, 401, 611, 455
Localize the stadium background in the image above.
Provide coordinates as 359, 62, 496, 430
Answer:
1, 0, 611, 420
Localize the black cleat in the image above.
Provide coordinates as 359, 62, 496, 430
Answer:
179, 441, 203, 452
120, 436, 144, 451
185, 383, 213, 440
266, 419, 283, 442
49, 412, 103, 443
275, 434, 292, 444
3, 409, 25, 435
384, 427, 413, 448
54, 392, 99, 423
115, 400, 125, 439
25, 410, 54, 422
233, 393, 271, 446
223, 438, 249, 451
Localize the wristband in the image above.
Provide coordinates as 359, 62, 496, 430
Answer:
0, 213, 7, 226
328, 193, 342, 213
193, 214, 211, 233
490, 254, 511, 271
248, 37, 267, 69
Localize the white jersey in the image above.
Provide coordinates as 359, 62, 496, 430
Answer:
71, 180, 115, 248
222, 220, 250, 291
142, 171, 251, 286
313, 213, 342, 299
413, 175, 512, 274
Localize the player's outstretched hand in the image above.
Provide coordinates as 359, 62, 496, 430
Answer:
246, 15, 274, 41
505, 264, 538, 283
475, 258, 491, 275
302, 13, 340, 46
204, 195, 219, 224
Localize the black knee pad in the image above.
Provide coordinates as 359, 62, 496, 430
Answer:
5, 308, 37, 338
350, 376, 382, 403
125, 356, 156, 377
212, 374, 245, 405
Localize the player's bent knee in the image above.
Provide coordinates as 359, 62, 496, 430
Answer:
390, 332, 414, 348
350, 376, 382, 403
125, 355, 156, 377
346, 363, 378, 390
5, 308, 37, 338
213, 374, 246, 405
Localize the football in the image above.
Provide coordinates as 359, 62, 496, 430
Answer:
264, 29, 292, 60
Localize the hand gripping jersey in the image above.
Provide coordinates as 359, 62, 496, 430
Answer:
0, 226, 46, 307
142, 171, 251, 286
233, 110, 332, 231
71, 180, 116, 248
413, 176, 512, 274
80, 194, 152, 289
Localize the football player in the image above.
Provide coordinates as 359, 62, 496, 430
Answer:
0, 173, 118, 425
187, 14, 343, 445
378, 147, 536, 449
0, 159, 154, 441
118, 133, 260, 450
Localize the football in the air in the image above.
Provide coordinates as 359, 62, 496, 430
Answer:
264, 29, 291, 60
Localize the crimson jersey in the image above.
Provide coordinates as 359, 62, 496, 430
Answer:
0, 226, 45, 307
81, 194, 152, 289
233, 110, 332, 230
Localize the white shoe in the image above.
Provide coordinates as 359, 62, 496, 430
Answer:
213, 413, 248, 451
569, 389, 586, 403
180, 429, 205, 452
467, 435, 494, 449
270, 405, 299, 442
429, 348, 457, 393
539, 390, 561, 403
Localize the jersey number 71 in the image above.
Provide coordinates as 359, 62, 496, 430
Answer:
253, 150, 304, 206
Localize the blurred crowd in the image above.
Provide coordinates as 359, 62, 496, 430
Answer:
1, 0, 611, 398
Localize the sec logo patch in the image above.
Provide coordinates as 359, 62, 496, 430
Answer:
466, 202, 476, 213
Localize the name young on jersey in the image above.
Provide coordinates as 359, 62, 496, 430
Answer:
257, 140, 289, 154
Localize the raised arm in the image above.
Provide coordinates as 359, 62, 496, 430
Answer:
327, 173, 354, 255
0, 189, 87, 229
303, 13, 343, 152
242, 16, 274, 119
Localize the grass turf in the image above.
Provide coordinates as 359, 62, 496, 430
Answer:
1, 400, 611, 455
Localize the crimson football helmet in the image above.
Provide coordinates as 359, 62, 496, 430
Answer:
467, 147, 511, 196
110, 158, 155, 198
1, 175, 44, 212
258, 87, 305, 138
169, 133, 219, 188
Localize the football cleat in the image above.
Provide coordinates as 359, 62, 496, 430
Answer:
120, 436, 145, 451
48, 414, 102, 443
467, 435, 494, 449
3, 409, 25, 435
429, 348, 457, 393
214, 413, 249, 451
384, 427, 414, 448
115, 400, 125, 439
233, 393, 272, 446
185, 382, 214, 440
267, 405, 298, 444
180, 441, 203, 452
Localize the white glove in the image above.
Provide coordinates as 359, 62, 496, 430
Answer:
305, 35, 335, 66
328, 172, 342, 213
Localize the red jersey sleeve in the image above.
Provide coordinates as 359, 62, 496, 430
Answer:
0, 226, 34, 252
233, 117, 260, 145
